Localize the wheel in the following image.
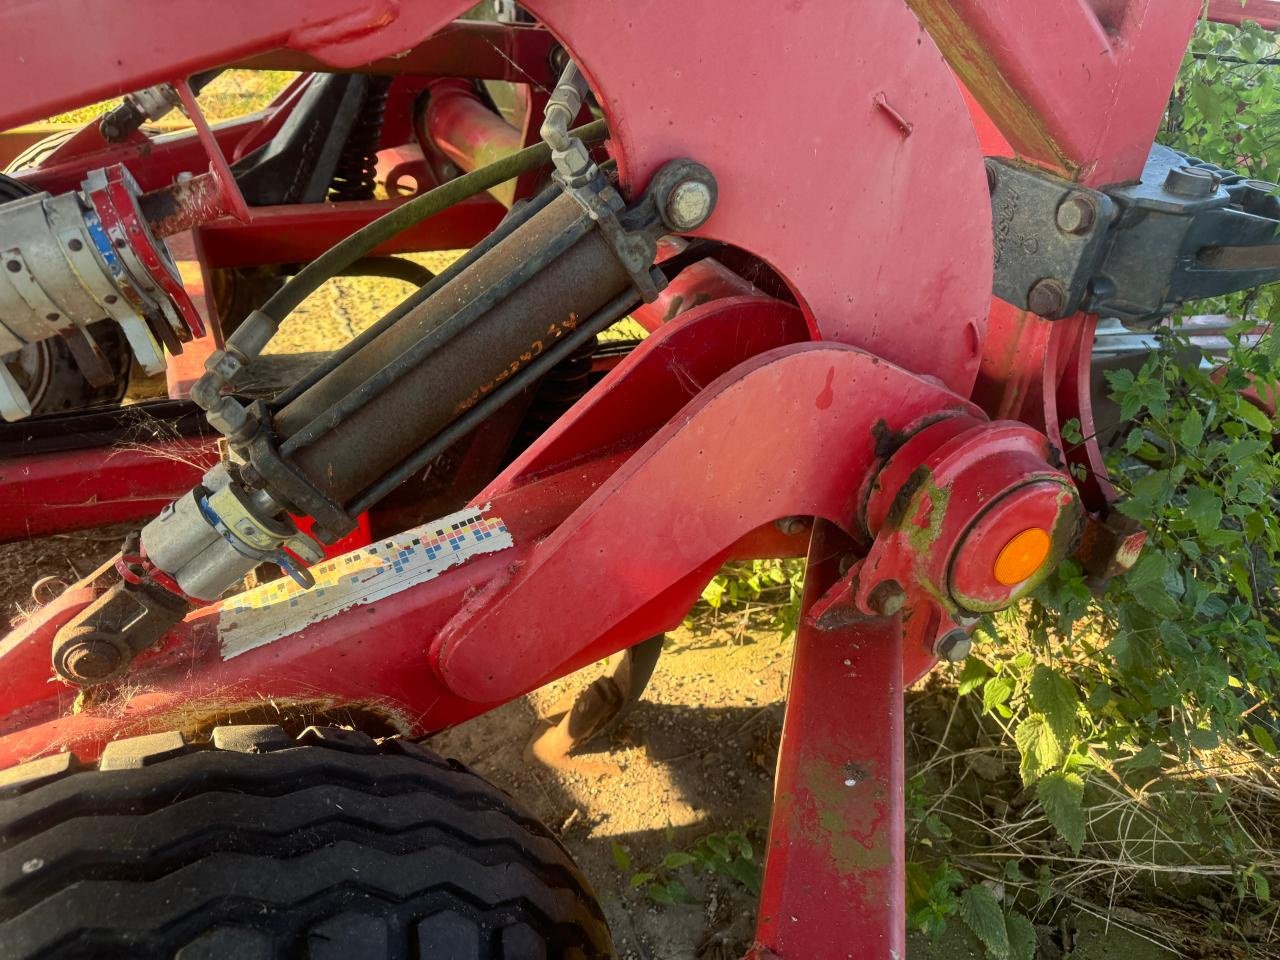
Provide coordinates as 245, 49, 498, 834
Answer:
0, 725, 614, 959
3, 321, 131, 415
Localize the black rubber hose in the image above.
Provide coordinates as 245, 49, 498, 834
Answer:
258, 118, 608, 325
337, 256, 435, 287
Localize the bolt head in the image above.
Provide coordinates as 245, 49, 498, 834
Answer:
665, 180, 714, 231
1027, 278, 1067, 318
935, 629, 972, 663
1163, 164, 1217, 198
64, 640, 123, 681
867, 579, 907, 617
1055, 194, 1096, 235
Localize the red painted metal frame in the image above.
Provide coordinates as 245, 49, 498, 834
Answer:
0, 440, 217, 543
0, 1, 1216, 954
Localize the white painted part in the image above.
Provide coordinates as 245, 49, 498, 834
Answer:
113, 314, 166, 373
0, 363, 32, 421
218, 505, 513, 661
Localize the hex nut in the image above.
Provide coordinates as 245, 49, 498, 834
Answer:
934, 629, 972, 662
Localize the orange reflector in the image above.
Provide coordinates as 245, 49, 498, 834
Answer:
993, 528, 1051, 586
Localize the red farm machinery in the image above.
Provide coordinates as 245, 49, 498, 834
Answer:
0, 1, 1278, 957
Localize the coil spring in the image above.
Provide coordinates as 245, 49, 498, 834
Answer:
508, 335, 599, 457
328, 76, 393, 202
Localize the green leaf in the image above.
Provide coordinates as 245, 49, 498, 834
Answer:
611, 842, 631, 873
1179, 406, 1205, 448
1251, 724, 1278, 754
1185, 486, 1223, 539
630, 871, 654, 888
1190, 727, 1219, 750
1037, 771, 1086, 854
1086, 684, 1112, 713
957, 658, 990, 696
958, 884, 1010, 959
1254, 871, 1271, 903
1236, 399, 1273, 434
1028, 665, 1079, 744
700, 577, 726, 609
665, 880, 696, 904
662, 852, 696, 870
1014, 714, 1062, 784
1126, 742, 1163, 770
646, 882, 675, 905
983, 676, 1015, 714
1006, 911, 1038, 960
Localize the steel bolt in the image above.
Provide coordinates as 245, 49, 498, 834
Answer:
665, 180, 715, 231
866, 579, 907, 617
1027, 278, 1067, 318
934, 629, 972, 663
63, 640, 123, 682
1055, 194, 1096, 235
1163, 164, 1217, 198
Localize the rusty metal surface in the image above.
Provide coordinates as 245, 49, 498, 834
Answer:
910, 0, 1199, 185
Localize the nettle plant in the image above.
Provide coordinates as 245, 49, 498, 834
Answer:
981, 14, 1280, 853
914, 18, 1280, 955
981, 324, 1280, 826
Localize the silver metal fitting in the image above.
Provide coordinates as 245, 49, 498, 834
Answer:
542, 61, 598, 189
934, 628, 972, 662
125, 84, 184, 123
141, 465, 322, 601
0, 164, 198, 417
664, 180, 715, 232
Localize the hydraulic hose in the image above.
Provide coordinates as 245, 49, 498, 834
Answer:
258, 118, 609, 325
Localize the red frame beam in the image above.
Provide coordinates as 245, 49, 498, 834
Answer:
234, 20, 557, 86
754, 527, 906, 957
0, 440, 217, 543
194, 194, 505, 267
909, 0, 1199, 185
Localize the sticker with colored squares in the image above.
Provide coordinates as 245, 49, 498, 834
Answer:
218, 507, 513, 661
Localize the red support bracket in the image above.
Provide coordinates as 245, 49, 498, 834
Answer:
754, 524, 905, 958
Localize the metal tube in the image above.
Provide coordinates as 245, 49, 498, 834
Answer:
270, 184, 561, 410
421, 79, 524, 207
277, 205, 594, 455
348, 287, 640, 514
273, 191, 635, 505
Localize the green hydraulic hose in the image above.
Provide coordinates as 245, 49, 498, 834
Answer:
258, 117, 609, 325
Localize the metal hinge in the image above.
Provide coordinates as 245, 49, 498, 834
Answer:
988, 145, 1280, 324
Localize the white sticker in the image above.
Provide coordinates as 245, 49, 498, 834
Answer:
218, 506, 512, 660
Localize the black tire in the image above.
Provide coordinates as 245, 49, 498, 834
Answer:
0, 725, 614, 959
